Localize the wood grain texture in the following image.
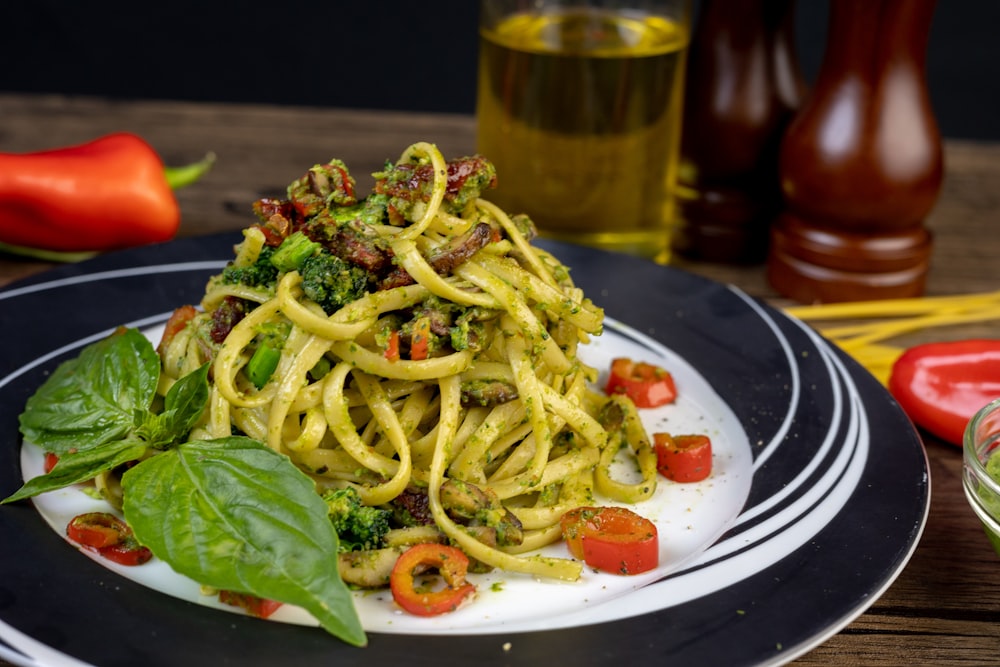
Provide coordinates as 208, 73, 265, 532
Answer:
1, 93, 999, 665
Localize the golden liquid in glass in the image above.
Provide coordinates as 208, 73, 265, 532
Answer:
476, 10, 689, 263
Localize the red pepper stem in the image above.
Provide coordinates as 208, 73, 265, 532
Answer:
164, 151, 216, 190
0, 241, 97, 263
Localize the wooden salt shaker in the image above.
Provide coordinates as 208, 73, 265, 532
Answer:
767, 0, 943, 303
673, 0, 804, 264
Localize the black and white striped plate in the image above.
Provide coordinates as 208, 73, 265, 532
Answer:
0, 235, 928, 667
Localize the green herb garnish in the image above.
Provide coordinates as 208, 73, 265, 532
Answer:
2, 328, 366, 647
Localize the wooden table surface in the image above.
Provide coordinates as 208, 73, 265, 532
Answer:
1, 93, 998, 665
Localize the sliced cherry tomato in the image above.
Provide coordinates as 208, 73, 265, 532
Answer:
560, 506, 659, 575
44, 452, 59, 473
654, 433, 712, 483
604, 358, 677, 408
390, 543, 476, 616
888, 339, 1000, 446
218, 590, 283, 619
410, 316, 431, 361
384, 329, 401, 361
66, 512, 153, 565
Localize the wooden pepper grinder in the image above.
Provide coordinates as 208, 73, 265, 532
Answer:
673, 0, 805, 264
767, 0, 943, 303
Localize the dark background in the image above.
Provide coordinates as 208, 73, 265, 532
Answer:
0, 1, 996, 140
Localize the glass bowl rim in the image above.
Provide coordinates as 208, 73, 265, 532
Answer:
963, 396, 1000, 511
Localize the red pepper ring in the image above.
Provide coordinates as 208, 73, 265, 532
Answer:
67, 512, 129, 549
43, 452, 60, 473
96, 539, 154, 567
389, 543, 477, 616
218, 590, 284, 619
560, 506, 659, 575
654, 433, 713, 483
66, 512, 153, 566
604, 357, 678, 408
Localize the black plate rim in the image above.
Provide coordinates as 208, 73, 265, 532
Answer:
0, 234, 930, 667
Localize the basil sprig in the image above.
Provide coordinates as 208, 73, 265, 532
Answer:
2, 328, 365, 647
18, 328, 162, 454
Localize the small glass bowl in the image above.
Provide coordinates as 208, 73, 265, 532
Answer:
963, 397, 1000, 557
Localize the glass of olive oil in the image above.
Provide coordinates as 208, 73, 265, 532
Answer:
476, 0, 691, 264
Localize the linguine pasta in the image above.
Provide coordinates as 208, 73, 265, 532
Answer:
157, 142, 657, 583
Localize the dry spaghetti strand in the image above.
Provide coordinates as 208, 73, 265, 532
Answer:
784, 291, 1000, 385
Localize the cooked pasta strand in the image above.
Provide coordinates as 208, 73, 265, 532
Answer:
154, 142, 671, 591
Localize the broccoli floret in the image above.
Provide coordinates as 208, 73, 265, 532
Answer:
320, 195, 388, 227
270, 231, 322, 272
300, 253, 371, 315
323, 487, 391, 553
220, 232, 322, 287
221, 245, 279, 287
358, 194, 389, 226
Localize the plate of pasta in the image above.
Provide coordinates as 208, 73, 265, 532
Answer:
0, 143, 928, 667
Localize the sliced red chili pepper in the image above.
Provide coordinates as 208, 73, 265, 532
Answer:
888, 339, 1000, 446
653, 433, 713, 483
384, 329, 401, 362
410, 316, 431, 361
45, 447, 78, 474
218, 590, 283, 619
98, 538, 153, 566
67, 512, 128, 548
390, 543, 476, 616
66, 512, 153, 565
560, 506, 659, 575
604, 358, 677, 408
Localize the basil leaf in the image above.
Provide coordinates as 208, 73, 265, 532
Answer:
163, 362, 210, 435
19, 328, 160, 453
1, 438, 147, 504
121, 437, 365, 646
138, 363, 211, 447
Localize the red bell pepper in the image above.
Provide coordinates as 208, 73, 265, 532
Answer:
888, 338, 1000, 446
0, 132, 213, 258
66, 512, 153, 566
389, 543, 476, 616
653, 433, 713, 483
560, 506, 659, 575
604, 357, 677, 408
